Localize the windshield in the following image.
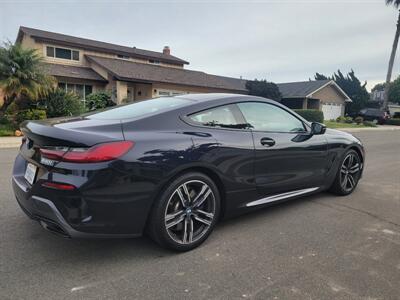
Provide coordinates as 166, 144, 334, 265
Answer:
88, 97, 193, 120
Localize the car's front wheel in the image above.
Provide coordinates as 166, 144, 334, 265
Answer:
147, 172, 220, 251
330, 149, 362, 195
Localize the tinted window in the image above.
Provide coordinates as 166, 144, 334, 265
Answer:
89, 97, 192, 120
55, 48, 72, 59
238, 102, 305, 132
189, 105, 242, 128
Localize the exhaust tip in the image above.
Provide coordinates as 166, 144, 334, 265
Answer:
39, 220, 70, 238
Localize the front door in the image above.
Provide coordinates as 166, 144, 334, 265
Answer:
237, 102, 328, 198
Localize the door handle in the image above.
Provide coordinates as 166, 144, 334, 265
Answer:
260, 137, 275, 147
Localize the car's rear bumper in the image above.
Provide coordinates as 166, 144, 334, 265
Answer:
12, 176, 141, 238
11, 152, 157, 238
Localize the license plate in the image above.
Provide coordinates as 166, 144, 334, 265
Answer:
24, 163, 37, 185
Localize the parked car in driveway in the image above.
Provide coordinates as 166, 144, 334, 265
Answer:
12, 94, 365, 251
358, 108, 390, 124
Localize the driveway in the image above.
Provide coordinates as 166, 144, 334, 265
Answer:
0, 130, 399, 299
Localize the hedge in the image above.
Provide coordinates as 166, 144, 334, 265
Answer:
386, 119, 400, 126
294, 109, 324, 123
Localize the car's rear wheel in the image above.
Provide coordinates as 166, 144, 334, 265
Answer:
147, 172, 220, 251
330, 149, 362, 195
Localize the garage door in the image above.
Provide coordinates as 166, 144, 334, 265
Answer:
322, 104, 343, 120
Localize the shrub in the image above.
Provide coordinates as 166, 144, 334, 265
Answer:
7, 109, 47, 129
336, 116, 346, 123
363, 121, 377, 127
85, 91, 115, 111
294, 109, 324, 123
0, 115, 9, 125
0, 123, 14, 136
39, 88, 84, 118
386, 119, 400, 126
354, 116, 363, 124
345, 116, 353, 124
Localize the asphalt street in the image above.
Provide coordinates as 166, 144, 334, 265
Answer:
0, 130, 399, 300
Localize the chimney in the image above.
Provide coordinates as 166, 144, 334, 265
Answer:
163, 46, 170, 55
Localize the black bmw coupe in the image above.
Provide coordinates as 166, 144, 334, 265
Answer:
12, 94, 364, 251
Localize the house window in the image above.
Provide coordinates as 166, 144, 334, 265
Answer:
46, 46, 54, 57
46, 46, 80, 61
157, 89, 187, 97
158, 91, 170, 96
72, 50, 79, 61
117, 54, 130, 59
58, 82, 93, 102
149, 59, 160, 65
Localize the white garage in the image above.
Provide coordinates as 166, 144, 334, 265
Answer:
321, 104, 343, 120
277, 80, 352, 120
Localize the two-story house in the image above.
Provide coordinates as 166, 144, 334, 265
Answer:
15, 26, 247, 104
5, 26, 351, 119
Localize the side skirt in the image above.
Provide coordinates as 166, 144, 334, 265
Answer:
246, 187, 320, 207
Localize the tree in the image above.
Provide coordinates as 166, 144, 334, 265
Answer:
388, 75, 400, 104
371, 82, 386, 92
246, 79, 281, 101
0, 42, 54, 113
313, 70, 369, 115
314, 73, 329, 81
383, 0, 400, 110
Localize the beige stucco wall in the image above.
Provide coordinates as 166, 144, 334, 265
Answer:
310, 84, 347, 105
134, 83, 153, 101
116, 81, 128, 104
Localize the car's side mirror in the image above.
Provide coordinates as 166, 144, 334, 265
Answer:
310, 122, 326, 135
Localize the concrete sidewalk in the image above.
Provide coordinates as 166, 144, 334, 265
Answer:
340, 125, 400, 133
0, 137, 22, 148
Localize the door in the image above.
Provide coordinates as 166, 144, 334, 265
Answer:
322, 103, 342, 120
186, 104, 258, 210
237, 102, 328, 198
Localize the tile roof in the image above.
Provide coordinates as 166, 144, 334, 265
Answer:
86, 55, 248, 92
18, 26, 189, 65
42, 63, 107, 82
276, 80, 331, 98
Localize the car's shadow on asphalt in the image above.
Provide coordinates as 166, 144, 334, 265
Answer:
19, 192, 333, 262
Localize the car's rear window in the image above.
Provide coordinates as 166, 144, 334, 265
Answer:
88, 97, 193, 120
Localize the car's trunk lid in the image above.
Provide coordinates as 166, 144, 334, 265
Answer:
19, 116, 124, 166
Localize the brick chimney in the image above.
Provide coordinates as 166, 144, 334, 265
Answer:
163, 46, 170, 55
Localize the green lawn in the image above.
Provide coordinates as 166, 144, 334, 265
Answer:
0, 124, 15, 136
324, 121, 369, 129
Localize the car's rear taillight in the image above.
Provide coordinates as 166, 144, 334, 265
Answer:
40, 141, 134, 163
42, 181, 76, 190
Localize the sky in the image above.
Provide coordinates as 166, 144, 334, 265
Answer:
0, 0, 398, 91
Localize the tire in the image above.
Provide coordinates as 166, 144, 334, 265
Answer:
329, 149, 362, 196
147, 172, 220, 251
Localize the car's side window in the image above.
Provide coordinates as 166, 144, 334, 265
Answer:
188, 104, 244, 129
237, 102, 306, 133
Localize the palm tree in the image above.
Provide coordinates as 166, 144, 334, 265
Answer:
0, 42, 54, 113
383, 1, 400, 110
